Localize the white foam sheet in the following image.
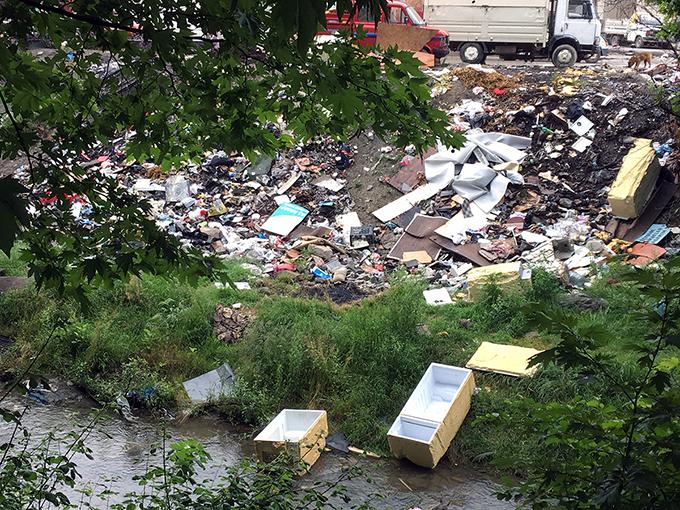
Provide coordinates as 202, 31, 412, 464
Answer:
400, 364, 472, 423
254, 409, 325, 443
182, 363, 235, 403
388, 415, 438, 443
372, 131, 530, 224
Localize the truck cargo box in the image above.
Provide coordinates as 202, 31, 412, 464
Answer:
424, 0, 550, 45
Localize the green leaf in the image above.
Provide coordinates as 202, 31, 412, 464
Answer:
0, 177, 29, 256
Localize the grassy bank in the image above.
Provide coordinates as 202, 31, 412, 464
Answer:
0, 248, 648, 472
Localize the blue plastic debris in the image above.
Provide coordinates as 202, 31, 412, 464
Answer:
311, 266, 332, 280
655, 144, 672, 157
636, 224, 671, 245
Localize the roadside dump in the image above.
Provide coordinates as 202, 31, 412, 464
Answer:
27, 58, 678, 309
20, 54, 680, 469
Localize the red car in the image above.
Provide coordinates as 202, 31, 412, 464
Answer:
322, 1, 450, 59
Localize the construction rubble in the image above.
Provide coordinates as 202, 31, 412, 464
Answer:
23, 59, 680, 305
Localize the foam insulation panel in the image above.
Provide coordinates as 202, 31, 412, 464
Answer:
466, 261, 526, 302
608, 138, 661, 219
466, 341, 542, 377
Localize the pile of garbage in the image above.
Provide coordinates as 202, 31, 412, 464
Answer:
20, 60, 680, 305
398, 62, 680, 301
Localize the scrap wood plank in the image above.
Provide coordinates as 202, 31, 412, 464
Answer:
388, 147, 438, 194
388, 232, 441, 261
622, 179, 677, 242
428, 235, 491, 267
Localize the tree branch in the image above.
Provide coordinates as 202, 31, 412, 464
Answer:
17, 0, 227, 42
0, 89, 37, 186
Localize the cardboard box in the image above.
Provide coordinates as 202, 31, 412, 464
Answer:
608, 138, 661, 219
387, 364, 475, 468
254, 409, 328, 468
466, 261, 526, 302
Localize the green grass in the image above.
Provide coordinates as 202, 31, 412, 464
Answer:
0, 248, 650, 474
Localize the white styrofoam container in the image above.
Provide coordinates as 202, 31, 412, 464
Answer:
254, 409, 328, 467
388, 363, 475, 468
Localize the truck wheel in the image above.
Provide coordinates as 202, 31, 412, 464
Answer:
459, 43, 485, 64
551, 44, 577, 67
610, 35, 622, 47
635, 36, 644, 48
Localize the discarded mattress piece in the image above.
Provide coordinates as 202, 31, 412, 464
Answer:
182, 363, 235, 403
608, 138, 661, 219
372, 132, 529, 225
260, 202, 310, 236
466, 261, 528, 302
254, 409, 328, 468
387, 363, 475, 468
466, 341, 542, 377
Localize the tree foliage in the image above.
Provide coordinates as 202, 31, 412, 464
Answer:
0, 0, 461, 304
480, 258, 680, 509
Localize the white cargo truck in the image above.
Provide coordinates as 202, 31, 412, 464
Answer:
423, 0, 603, 67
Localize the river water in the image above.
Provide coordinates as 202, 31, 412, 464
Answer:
1, 392, 512, 510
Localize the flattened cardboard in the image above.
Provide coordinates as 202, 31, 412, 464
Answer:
402, 250, 432, 264
466, 341, 542, 377
254, 409, 328, 468
413, 51, 435, 67
376, 24, 439, 52
387, 364, 475, 468
388, 147, 437, 194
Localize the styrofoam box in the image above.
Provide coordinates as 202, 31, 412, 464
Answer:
254, 409, 328, 468
388, 363, 475, 468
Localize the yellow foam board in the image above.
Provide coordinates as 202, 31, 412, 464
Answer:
467, 261, 524, 302
466, 341, 542, 377
607, 138, 660, 219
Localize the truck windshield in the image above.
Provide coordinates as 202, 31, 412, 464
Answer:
405, 6, 426, 26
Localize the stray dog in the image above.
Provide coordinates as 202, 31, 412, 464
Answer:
628, 52, 653, 70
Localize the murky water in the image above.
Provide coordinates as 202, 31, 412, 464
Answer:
0, 394, 512, 509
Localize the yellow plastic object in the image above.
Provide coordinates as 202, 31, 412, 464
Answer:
607, 138, 660, 219
466, 261, 524, 302
466, 341, 542, 377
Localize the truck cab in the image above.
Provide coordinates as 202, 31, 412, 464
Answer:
550, 0, 602, 66
322, 1, 450, 58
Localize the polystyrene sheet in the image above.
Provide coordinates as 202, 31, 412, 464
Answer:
466, 341, 542, 377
